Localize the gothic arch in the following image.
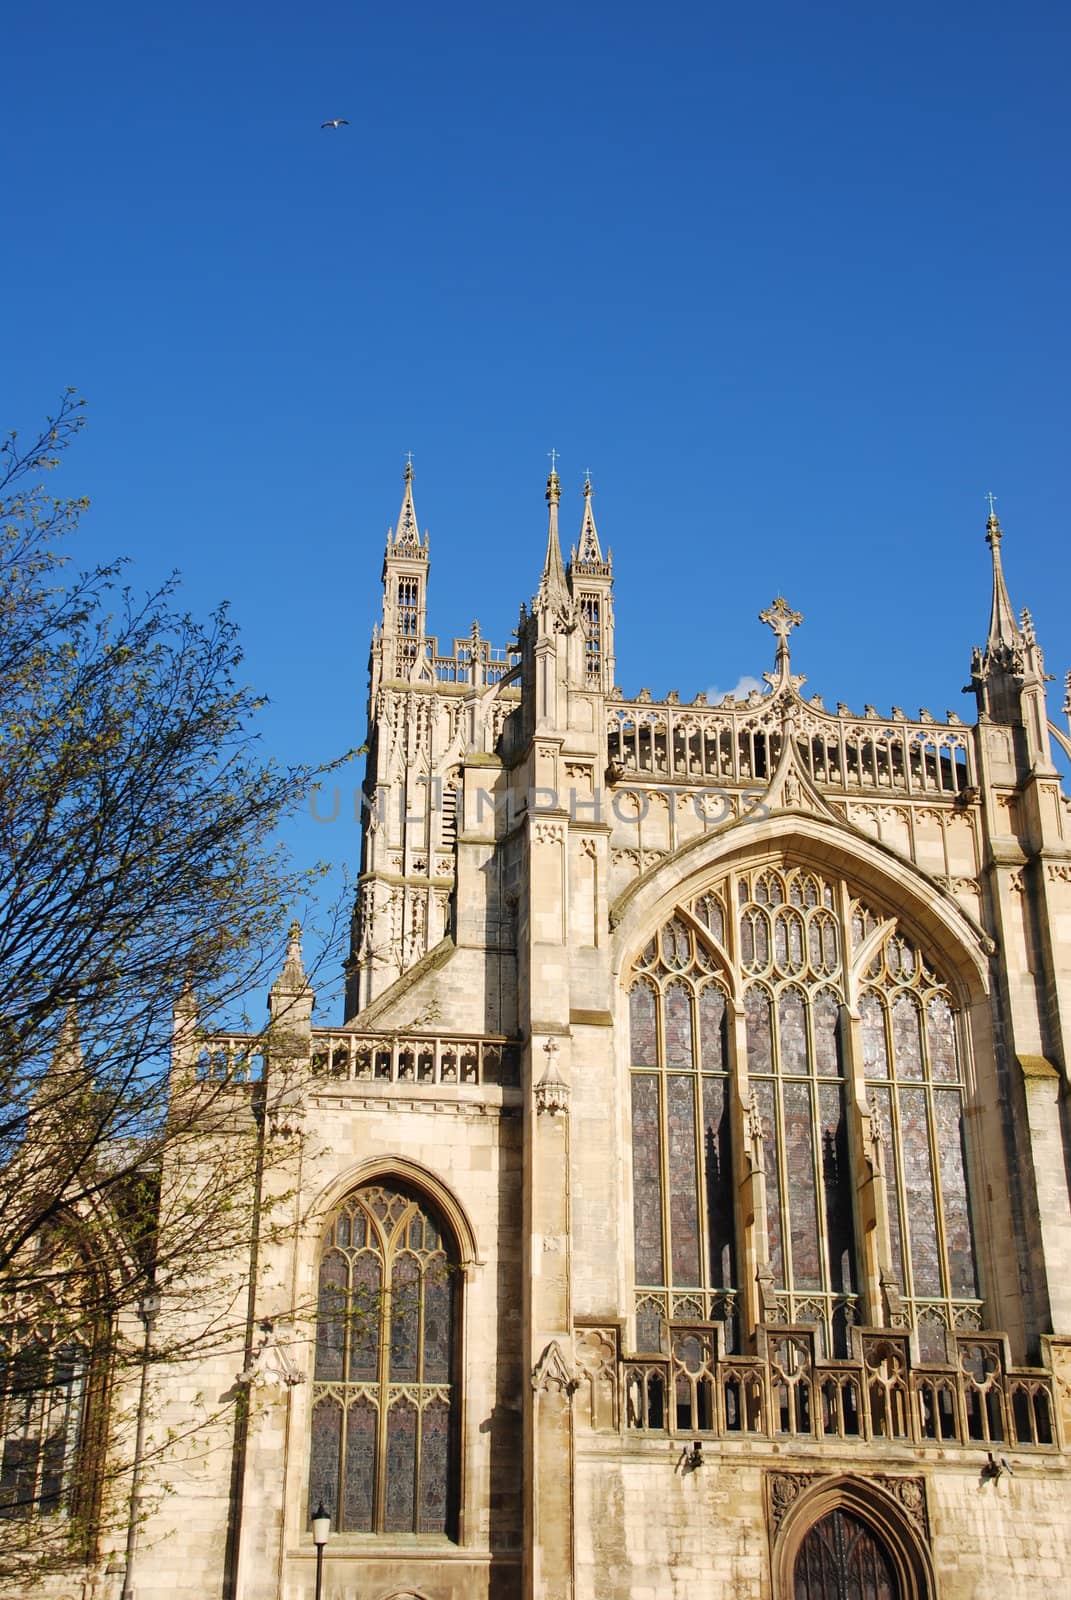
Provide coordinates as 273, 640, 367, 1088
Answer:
310, 1155, 480, 1271
770, 1474, 936, 1600
612, 812, 991, 1007
307, 1176, 464, 1539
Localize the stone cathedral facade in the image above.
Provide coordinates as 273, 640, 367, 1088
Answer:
10, 465, 1071, 1600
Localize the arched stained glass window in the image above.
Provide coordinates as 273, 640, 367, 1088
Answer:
858, 919, 979, 1360
627, 861, 982, 1363
740, 866, 856, 1356
0, 1222, 99, 1525
309, 1182, 458, 1537
629, 919, 736, 1351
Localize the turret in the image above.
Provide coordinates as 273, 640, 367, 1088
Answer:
567, 473, 615, 692
969, 498, 1055, 772
375, 459, 429, 686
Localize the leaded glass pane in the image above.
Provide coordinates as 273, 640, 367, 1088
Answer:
422, 1262, 453, 1383
698, 985, 726, 1072
629, 982, 658, 1067
315, 1252, 347, 1382
308, 1397, 342, 1522
348, 1252, 380, 1381
631, 1075, 665, 1284
663, 981, 693, 1068
899, 1085, 942, 1296
667, 1075, 701, 1285
860, 991, 889, 1079
384, 1397, 417, 1532
819, 1084, 854, 1294
813, 991, 840, 1077
783, 1080, 821, 1291
927, 995, 959, 1082
891, 994, 924, 1079
702, 1076, 734, 1289
870, 1087, 905, 1290
343, 1397, 376, 1531
935, 1089, 978, 1297
745, 986, 773, 1074
753, 1079, 784, 1287
418, 1397, 451, 1534
778, 988, 808, 1075
390, 1254, 420, 1380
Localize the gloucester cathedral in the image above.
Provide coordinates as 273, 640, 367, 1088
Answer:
10, 464, 1071, 1599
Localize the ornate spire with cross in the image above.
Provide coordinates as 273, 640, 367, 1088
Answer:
391, 454, 424, 553
574, 467, 606, 570
537, 450, 569, 611
759, 596, 806, 694
760, 596, 803, 656
983, 493, 1020, 653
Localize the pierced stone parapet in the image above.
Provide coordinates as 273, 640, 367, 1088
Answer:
605, 694, 976, 802
623, 1323, 1059, 1453
193, 1029, 521, 1090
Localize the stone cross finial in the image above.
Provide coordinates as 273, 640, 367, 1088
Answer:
986, 490, 998, 519
547, 447, 560, 475
759, 596, 803, 642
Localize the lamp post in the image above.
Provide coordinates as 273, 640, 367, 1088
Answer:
311, 1501, 331, 1600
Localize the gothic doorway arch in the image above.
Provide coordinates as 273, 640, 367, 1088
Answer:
794, 1507, 898, 1599
769, 1474, 936, 1600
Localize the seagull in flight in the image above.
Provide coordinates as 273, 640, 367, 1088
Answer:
321, 117, 349, 129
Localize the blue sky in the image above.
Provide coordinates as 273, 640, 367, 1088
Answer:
4, 0, 1069, 1010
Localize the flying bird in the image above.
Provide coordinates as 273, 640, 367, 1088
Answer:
321, 118, 349, 129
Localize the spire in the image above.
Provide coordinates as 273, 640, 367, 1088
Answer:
537, 453, 569, 608
572, 472, 610, 573
985, 496, 1021, 653
389, 456, 426, 556
273, 920, 308, 994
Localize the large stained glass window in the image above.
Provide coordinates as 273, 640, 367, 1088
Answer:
855, 919, 980, 1361
309, 1182, 458, 1536
629, 907, 737, 1351
0, 1223, 98, 1525
627, 859, 982, 1363
739, 867, 857, 1356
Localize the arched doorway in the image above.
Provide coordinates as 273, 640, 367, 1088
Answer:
771, 1474, 936, 1600
794, 1507, 898, 1599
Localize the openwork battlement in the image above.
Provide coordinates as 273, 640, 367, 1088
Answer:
597, 1324, 1060, 1451
383, 628, 520, 689
193, 1029, 521, 1088
607, 693, 975, 799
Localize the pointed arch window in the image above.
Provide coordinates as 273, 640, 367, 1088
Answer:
0, 1223, 102, 1526
629, 914, 737, 1351
856, 923, 979, 1359
309, 1182, 459, 1537
627, 861, 982, 1361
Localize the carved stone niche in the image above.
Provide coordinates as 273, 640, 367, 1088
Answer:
574, 1325, 619, 1432
531, 1338, 579, 1398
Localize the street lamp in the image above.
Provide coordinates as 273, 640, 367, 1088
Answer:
311, 1501, 331, 1600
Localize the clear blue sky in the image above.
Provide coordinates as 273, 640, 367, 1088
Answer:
4, 0, 1069, 1011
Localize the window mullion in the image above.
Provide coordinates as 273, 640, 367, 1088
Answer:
655, 980, 671, 1305
374, 1233, 392, 1534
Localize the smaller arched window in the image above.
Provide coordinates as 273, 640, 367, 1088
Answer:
309, 1182, 459, 1537
0, 1222, 101, 1525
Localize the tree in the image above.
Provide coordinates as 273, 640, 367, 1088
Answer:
0, 393, 344, 1578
